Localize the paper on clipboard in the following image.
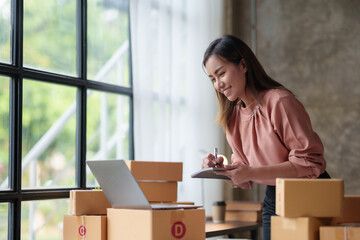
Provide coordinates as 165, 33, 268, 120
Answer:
191, 167, 231, 180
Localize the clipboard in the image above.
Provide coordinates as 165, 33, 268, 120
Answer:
191, 167, 231, 180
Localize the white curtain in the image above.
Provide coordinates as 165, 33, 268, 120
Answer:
130, 0, 225, 215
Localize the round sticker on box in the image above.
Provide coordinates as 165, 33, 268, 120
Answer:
78, 225, 86, 236
171, 221, 186, 239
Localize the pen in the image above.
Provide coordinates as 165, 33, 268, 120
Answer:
214, 147, 218, 168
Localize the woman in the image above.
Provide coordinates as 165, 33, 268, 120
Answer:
201, 35, 330, 240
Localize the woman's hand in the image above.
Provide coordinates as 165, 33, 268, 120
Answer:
214, 164, 252, 188
201, 153, 224, 169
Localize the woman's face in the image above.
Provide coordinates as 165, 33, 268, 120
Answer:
205, 54, 248, 102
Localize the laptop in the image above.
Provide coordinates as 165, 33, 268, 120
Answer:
87, 160, 201, 210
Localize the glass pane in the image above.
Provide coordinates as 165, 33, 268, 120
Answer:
0, 0, 11, 63
87, 0, 130, 86
0, 76, 10, 190
22, 80, 76, 189
86, 90, 130, 186
0, 203, 8, 239
23, 0, 77, 76
21, 199, 68, 240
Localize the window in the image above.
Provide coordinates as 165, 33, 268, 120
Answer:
0, 76, 10, 190
0, 203, 8, 238
87, 0, 130, 86
23, 0, 77, 76
0, 0, 11, 63
21, 199, 68, 239
22, 80, 77, 189
86, 90, 131, 186
0, 0, 132, 239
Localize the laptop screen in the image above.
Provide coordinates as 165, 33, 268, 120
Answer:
87, 160, 152, 209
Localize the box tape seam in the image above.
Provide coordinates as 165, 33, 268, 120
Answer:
81, 215, 86, 240
344, 223, 360, 240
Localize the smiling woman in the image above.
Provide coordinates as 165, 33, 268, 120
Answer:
205, 56, 249, 103
201, 35, 330, 240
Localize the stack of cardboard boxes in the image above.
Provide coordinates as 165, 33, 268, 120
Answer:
272, 178, 360, 240
63, 161, 205, 240
272, 178, 344, 240
320, 195, 360, 240
124, 160, 181, 203
108, 161, 205, 239
271, 179, 360, 240
225, 201, 263, 222
63, 190, 111, 240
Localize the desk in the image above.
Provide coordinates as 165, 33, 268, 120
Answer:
205, 221, 261, 239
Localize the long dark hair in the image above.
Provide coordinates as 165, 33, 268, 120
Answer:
203, 35, 286, 130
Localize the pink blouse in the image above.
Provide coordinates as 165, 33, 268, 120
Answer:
226, 89, 326, 186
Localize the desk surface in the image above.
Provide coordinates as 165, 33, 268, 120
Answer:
205, 221, 261, 238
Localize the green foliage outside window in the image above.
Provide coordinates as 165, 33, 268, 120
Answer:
23, 0, 77, 75
22, 80, 77, 188
0, 77, 9, 188
0, 0, 11, 63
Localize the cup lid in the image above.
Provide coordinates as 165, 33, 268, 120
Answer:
213, 201, 226, 206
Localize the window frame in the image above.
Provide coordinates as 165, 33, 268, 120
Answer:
0, 0, 134, 239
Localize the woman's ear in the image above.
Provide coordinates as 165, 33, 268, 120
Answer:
239, 58, 247, 73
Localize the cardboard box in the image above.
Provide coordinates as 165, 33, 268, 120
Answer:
276, 178, 344, 217
107, 208, 205, 240
271, 216, 329, 240
63, 215, 106, 240
69, 190, 111, 215
320, 225, 360, 240
126, 160, 183, 181
138, 181, 177, 202
331, 195, 360, 224
225, 210, 262, 222
225, 201, 263, 211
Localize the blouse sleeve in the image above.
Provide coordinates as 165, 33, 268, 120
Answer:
230, 152, 246, 165
270, 94, 326, 178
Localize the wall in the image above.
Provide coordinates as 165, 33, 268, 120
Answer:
229, 0, 360, 196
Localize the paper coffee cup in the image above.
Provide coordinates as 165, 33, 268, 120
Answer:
212, 201, 226, 223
